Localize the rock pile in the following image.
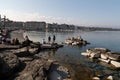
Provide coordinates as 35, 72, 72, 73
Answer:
65, 36, 90, 46
81, 48, 120, 68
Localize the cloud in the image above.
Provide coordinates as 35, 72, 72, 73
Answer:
1, 10, 41, 21
1, 10, 89, 25
1, 10, 119, 27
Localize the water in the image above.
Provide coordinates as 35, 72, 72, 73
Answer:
24, 31, 120, 79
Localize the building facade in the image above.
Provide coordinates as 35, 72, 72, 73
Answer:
24, 21, 46, 31
47, 23, 75, 31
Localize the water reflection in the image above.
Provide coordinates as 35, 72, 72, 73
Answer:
47, 49, 58, 58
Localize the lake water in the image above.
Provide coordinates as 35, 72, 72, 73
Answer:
24, 31, 120, 79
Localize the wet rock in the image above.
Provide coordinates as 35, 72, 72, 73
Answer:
107, 75, 113, 80
87, 48, 109, 53
81, 52, 90, 57
48, 63, 71, 80
106, 52, 120, 61
57, 66, 69, 75
100, 53, 108, 60
0, 53, 20, 79
110, 61, 120, 68
90, 52, 101, 59
92, 77, 100, 80
98, 58, 110, 63
94, 48, 110, 53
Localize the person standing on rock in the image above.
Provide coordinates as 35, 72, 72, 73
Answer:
48, 36, 51, 43
53, 35, 56, 43
15, 38, 20, 45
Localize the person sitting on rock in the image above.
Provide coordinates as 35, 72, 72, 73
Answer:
22, 36, 32, 47
11, 38, 15, 45
22, 36, 33, 52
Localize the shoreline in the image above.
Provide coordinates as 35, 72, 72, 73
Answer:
10, 30, 25, 43
0, 30, 120, 80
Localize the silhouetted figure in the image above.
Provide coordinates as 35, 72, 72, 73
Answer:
12, 38, 15, 45
15, 38, 20, 45
24, 36, 30, 45
48, 36, 51, 43
53, 35, 56, 43
23, 36, 31, 52
22, 36, 32, 47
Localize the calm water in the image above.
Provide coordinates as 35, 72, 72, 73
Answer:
24, 31, 120, 79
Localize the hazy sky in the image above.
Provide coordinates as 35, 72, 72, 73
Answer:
0, 0, 120, 27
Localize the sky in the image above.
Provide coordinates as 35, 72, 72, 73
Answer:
0, 0, 120, 28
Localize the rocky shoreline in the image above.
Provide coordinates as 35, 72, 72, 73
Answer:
1, 30, 120, 80
0, 30, 72, 80
81, 48, 120, 80
81, 48, 120, 68
0, 43, 72, 80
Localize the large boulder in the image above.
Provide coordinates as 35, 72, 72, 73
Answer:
89, 52, 101, 59
94, 48, 110, 53
81, 52, 90, 57
13, 47, 39, 57
0, 53, 20, 79
106, 52, 120, 61
15, 59, 47, 80
87, 48, 109, 53
110, 61, 120, 68
100, 53, 108, 60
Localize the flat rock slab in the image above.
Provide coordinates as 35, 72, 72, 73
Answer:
0, 44, 20, 50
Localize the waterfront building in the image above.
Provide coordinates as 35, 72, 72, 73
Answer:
12, 21, 24, 29
24, 21, 46, 31
47, 23, 75, 31
47, 23, 58, 31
